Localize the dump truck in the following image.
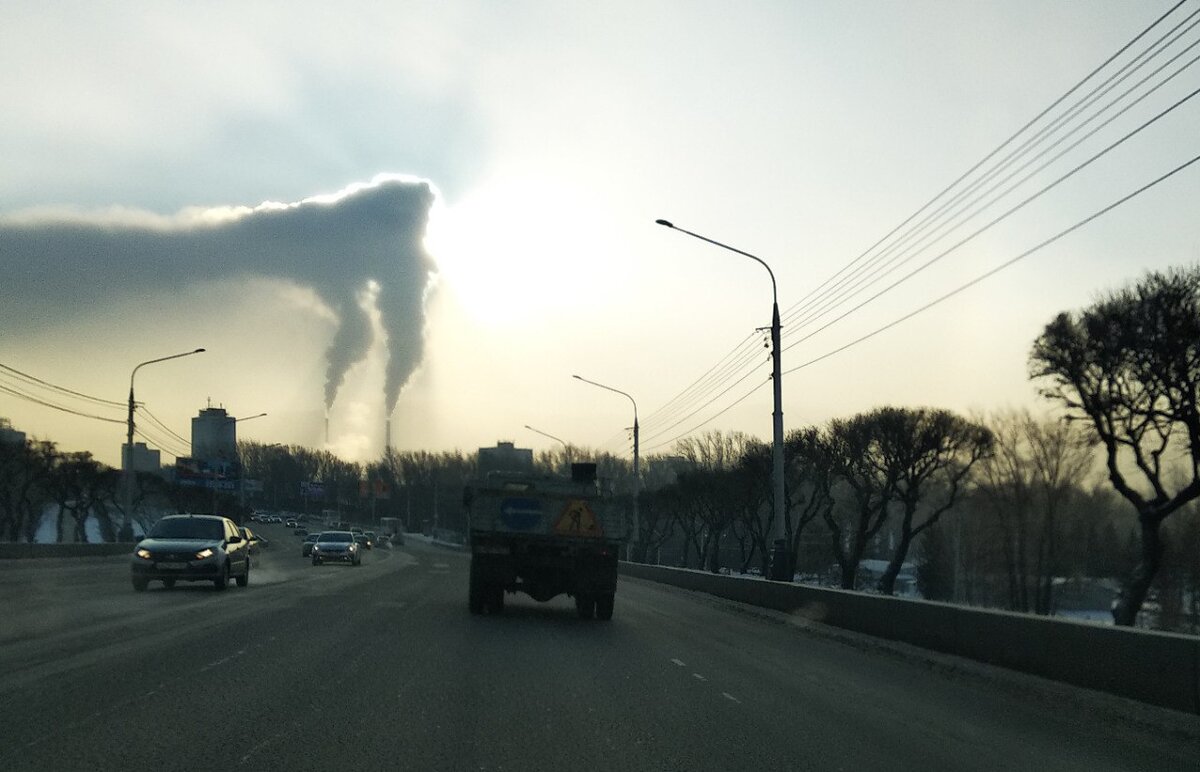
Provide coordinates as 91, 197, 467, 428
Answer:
464, 463, 628, 620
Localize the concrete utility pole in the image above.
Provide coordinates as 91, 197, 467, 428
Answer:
656, 219, 790, 580
123, 348, 205, 536
572, 375, 639, 559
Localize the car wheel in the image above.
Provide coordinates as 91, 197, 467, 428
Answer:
163, 578, 176, 589
132, 577, 148, 592
214, 562, 229, 591
575, 594, 595, 620
312, 558, 321, 566
236, 562, 249, 588
596, 593, 614, 621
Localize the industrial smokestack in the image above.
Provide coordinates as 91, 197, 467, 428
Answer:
325, 412, 330, 445
385, 418, 392, 453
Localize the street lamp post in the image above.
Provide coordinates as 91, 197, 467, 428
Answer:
572, 375, 639, 560
524, 424, 572, 470
123, 348, 206, 536
656, 219, 789, 580
233, 413, 268, 509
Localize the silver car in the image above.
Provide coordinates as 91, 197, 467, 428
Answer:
311, 531, 360, 566
131, 514, 251, 591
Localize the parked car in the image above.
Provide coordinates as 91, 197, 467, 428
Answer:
312, 531, 360, 566
131, 514, 250, 591
301, 532, 320, 557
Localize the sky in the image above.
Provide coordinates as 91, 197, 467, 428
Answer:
2, 0, 1199, 468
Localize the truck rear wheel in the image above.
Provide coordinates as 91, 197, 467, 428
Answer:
468, 584, 484, 615
575, 594, 595, 620
488, 587, 505, 614
596, 593, 614, 621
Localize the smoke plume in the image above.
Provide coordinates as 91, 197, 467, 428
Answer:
0, 175, 437, 417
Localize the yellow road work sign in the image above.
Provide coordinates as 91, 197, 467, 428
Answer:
552, 499, 604, 537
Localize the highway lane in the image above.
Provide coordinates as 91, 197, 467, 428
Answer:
0, 536, 1197, 771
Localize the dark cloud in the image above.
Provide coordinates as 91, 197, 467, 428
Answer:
0, 176, 437, 415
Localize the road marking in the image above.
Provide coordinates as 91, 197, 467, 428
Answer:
692, 673, 707, 681
670, 658, 686, 667
722, 692, 742, 704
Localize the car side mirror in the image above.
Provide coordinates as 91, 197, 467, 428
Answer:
228, 535, 243, 544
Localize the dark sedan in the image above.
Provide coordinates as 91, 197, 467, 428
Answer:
301, 532, 320, 557
131, 514, 250, 591
311, 531, 360, 566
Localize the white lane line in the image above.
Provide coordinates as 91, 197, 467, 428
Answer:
670, 658, 686, 667
722, 692, 741, 704
692, 673, 707, 681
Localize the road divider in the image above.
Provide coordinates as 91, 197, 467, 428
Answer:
0, 542, 136, 559
619, 561, 1200, 715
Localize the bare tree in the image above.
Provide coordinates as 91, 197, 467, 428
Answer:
874, 407, 993, 596
975, 410, 1094, 613
1031, 266, 1200, 625
825, 412, 897, 590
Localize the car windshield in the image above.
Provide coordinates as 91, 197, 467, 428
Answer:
149, 518, 223, 541
317, 532, 350, 543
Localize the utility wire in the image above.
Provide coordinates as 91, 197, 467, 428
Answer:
781, 10, 1200, 338
139, 405, 190, 446
644, 379, 769, 453
782, 79, 1200, 356
0, 362, 126, 408
776, 0, 1193, 329
0, 383, 125, 425
782, 150, 1200, 377
637, 1, 1194, 440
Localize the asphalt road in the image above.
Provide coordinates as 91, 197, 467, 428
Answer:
1, 526, 1197, 771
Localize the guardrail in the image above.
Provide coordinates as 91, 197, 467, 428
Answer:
619, 561, 1200, 714
0, 542, 137, 559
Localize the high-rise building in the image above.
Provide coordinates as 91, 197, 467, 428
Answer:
191, 406, 237, 463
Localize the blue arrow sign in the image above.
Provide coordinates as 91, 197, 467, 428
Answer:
499, 497, 543, 530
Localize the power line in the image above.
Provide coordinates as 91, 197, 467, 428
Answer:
0, 362, 125, 408
777, 0, 1195, 331
783, 149, 1200, 377
780, 10, 1200, 340
639, 2, 1197, 442
644, 379, 769, 453
139, 405, 190, 446
782, 78, 1200, 356
0, 383, 125, 425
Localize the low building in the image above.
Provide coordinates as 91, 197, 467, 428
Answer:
477, 441, 533, 475
0, 418, 26, 447
121, 441, 162, 473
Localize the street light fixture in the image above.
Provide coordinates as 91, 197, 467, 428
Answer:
524, 424, 572, 468
573, 374, 639, 558
656, 218, 789, 580
123, 347, 206, 536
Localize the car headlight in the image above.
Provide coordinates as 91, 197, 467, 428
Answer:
136, 548, 152, 560
194, 548, 214, 560
312, 545, 320, 552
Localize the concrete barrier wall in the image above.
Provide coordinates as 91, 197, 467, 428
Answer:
620, 561, 1200, 714
0, 542, 137, 559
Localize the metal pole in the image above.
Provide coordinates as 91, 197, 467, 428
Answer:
656, 219, 789, 580
524, 424, 571, 471
572, 375, 640, 560
122, 348, 205, 535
